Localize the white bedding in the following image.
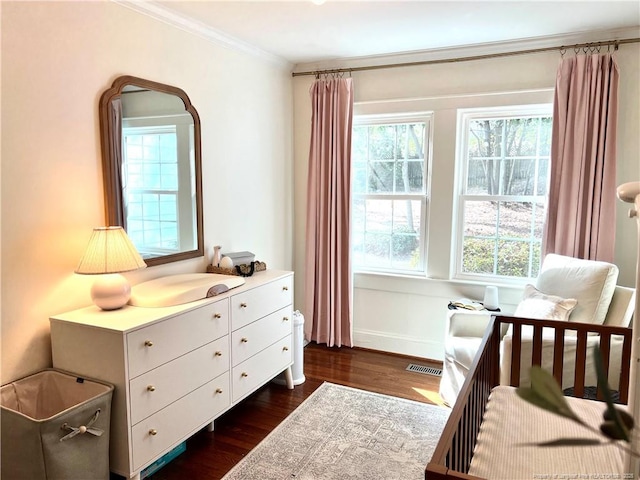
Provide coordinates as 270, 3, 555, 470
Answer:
468, 386, 629, 479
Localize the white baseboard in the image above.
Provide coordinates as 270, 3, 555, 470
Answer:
353, 328, 443, 362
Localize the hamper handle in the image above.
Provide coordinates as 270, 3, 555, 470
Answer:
60, 409, 104, 442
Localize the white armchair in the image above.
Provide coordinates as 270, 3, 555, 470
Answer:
439, 254, 636, 406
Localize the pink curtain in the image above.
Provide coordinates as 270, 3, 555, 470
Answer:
543, 52, 619, 262
304, 77, 354, 347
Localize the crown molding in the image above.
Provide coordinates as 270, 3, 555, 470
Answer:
293, 26, 640, 74
111, 0, 292, 70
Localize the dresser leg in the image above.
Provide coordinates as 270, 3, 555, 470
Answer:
207, 421, 215, 432
131, 473, 141, 480
284, 366, 294, 389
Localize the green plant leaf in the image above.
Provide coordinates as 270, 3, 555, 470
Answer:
516, 367, 582, 424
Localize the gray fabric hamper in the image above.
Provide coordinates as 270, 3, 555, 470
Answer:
1, 369, 114, 480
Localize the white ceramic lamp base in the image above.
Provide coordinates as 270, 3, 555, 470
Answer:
91, 273, 131, 310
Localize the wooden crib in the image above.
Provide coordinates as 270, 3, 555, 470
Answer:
425, 315, 633, 480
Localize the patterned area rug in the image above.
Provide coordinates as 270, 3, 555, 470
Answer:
222, 382, 450, 480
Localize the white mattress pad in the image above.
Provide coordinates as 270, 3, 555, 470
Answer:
468, 386, 627, 479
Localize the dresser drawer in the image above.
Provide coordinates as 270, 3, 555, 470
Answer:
127, 299, 229, 378
131, 372, 230, 471
231, 306, 292, 367
232, 335, 292, 402
231, 276, 292, 331
129, 336, 229, 425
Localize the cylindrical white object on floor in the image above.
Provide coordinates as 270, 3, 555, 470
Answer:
290, 311, 306, 385
273, 310, 306, 386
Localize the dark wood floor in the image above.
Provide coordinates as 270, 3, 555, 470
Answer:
147, 343, 445, 480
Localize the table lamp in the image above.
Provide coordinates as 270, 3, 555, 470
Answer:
75, 226, 147, 310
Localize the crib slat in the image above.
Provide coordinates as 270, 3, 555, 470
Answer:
574, 330, 587, 397
552, 326, 565, 385
532, 324, 543, 366
510, 323, 522, 386
619, 333, 632, 404
597, 334, 611, 401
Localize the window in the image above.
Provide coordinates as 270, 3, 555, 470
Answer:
123, 126, 180, 254
122, 113, 196, 259
455, 105, 552, 280
351, 115, 431, 274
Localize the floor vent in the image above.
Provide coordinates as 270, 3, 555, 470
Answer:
406, 364, 442, 376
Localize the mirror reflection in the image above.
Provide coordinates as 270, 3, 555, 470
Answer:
99, 76, 204, 267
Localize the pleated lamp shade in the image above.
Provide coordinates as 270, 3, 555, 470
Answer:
76, 226, 146, 274
76, 227, 146, 310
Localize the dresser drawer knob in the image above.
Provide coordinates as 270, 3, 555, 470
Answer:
283, 316, 289, 322
149, 429, 158, 436
282, 286, 289, 291
241, 337, 248, 343
214, 351, 223, 357
282, 346, 289, 352
215, 388, 223, 394
147, 385, 156, 392
214, 313, 222, 319
241, 372, 248, 378
144, 340, 154, 347
240, 302, 247, 308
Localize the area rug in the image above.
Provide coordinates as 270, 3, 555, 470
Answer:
222, 382, 450, 480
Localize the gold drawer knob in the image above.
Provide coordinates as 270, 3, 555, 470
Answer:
240, 302, 247, 308
215, 388, 223, 394
149, 429, 158, 436
214, 313, 222, 319
214, 351, 223, 357
283, 316, 289, 322
241, 337, 248, 343
144, 340, 154, 347
282, 346, 289, 352
282, 286, 289, 291
147, 385, 156, 392
241, 372, 248, 378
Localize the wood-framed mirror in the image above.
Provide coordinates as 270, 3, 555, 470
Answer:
99, 75, 204, 267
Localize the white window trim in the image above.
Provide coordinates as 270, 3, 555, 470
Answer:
453, 103, 553, 284
351, 112, 433, 276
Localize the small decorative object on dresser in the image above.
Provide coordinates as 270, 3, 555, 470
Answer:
212, 245, 222, 267
50, 270, 294, 480
219, 256, 234, 269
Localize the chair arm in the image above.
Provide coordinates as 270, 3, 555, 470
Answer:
446, 310, 492, 338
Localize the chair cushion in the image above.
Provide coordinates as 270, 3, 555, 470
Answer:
535, 254, 618, 325
514, 284, 577, 321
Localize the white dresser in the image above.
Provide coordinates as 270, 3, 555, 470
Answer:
50, 270, 294, 480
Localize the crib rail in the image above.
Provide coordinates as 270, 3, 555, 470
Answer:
425, 315, 633, 480
426, 316, 501, 480
505, 317, 632, 402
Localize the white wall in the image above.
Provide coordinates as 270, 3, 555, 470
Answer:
1, 1, 293, 384
293, 46, 640, 361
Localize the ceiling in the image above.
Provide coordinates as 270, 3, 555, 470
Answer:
149, 1, 640, 67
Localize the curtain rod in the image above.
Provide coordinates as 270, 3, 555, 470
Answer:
292, 37, 640, 77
